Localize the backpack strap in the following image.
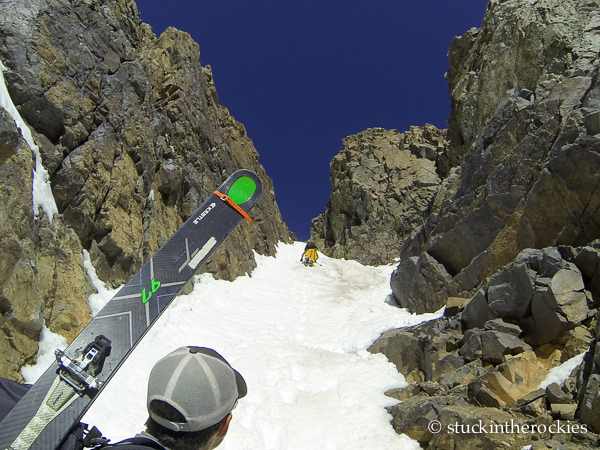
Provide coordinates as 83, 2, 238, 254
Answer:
108, 435, 167, 450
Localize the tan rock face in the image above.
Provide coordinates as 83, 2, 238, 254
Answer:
311, 125, 450, 265
0, 1, 292, 379
471, 351, 551, 407
0, 110, 44, 380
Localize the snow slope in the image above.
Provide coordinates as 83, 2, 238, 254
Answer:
27, 242, 444, 449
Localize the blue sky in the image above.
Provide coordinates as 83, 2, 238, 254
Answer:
135, 1, 488, 241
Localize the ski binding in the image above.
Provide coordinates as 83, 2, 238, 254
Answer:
55, 335, 111, 393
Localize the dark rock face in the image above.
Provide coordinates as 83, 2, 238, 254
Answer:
0, 0, 292, 380
390, 252, 459, 315
446, 0, 600, 166
398, 78, 600, 313
461, 248, 592, 347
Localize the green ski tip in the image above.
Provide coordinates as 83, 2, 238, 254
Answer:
228, 176, 257, 204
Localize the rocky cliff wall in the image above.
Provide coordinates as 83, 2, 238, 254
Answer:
310, 125, 456, 265
0, 0, 292, 380
396, 0, 600, 313
445, 0, 600, 169
366, 0, 600, 445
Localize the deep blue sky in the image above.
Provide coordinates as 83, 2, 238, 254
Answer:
135, 1, 488, 241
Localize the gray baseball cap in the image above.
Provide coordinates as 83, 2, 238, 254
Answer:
147, 346, 247, 432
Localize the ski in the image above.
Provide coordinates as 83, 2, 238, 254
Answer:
0, 169, 263, 450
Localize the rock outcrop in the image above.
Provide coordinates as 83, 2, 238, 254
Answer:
365, 0, 600, 446
0, 0, 292, 380
370, 245, 600, 448
393, 0, 600, 313
311, 0, 600, 311
310, 125, 453, 265
445, 0, 600, 168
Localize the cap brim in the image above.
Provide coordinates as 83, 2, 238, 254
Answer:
233, 368, 247, 399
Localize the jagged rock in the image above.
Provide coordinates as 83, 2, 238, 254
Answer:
2, 0, 293, 285
446, 0, 600, 173
581, 372, 600, 433
0, 107, 96, 379
372, 246, 598, 446
388, 395, 448, 442
404, 370, 425, 385
469, 380, 507, 409
545, 382, 572, 405
36, 221, 96, 342
0, 0, 293, 378
397, 0, 600, 305
519, 397, 548, 417
367, 328, 423, 376
311, 126, 450, 266
390, 252, 460, 314
462, 289, 495, 330
418, 381, 447, 397
535, 343, 565, 370
440, 360, 487, 390
385, 383, 421, 402
368, 316, 463, 381
483, 318, 523, 337
0, 109, 43, 380
428, 352, 465, 383
468, 351, 552, 407
486, 259, 537, 320
458, 329, 483, 362
551, 403, 577, 420
376, 0, 600, 445
515, 388, 546, 408
574, 247, 600, 302
561, 326, 594, 360
530, 263, 589, 346
459, 248, 591, 347
443, 296, 469, 317
481, 330, 531, 365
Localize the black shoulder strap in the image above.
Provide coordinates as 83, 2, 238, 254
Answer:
107, 446, 158, 450
109, 436, 166, 450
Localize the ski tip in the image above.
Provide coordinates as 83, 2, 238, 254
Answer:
228, 176, 257, 205
222, 170, 263, 208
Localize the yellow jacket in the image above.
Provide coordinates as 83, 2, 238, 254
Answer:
304, 248, 318, 262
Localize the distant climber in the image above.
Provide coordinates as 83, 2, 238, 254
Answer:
301, 241, 319, 267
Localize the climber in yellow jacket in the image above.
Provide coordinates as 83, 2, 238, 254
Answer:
301, 241, 319, 267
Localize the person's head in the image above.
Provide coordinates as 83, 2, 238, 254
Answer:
145, 346, 247, 450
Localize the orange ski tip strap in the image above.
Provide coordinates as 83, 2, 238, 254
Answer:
213, 190, 253, 222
